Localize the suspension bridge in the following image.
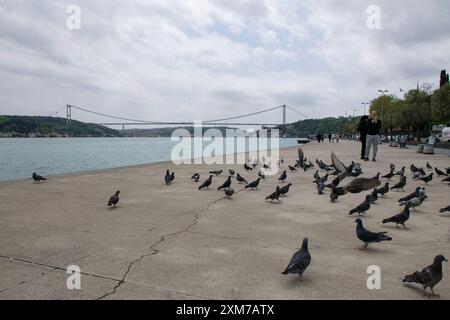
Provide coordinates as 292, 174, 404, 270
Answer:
63, 104, 309, 129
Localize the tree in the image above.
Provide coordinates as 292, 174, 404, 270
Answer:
440, 70, 449, 88
403, 89, 431, 139
431, 82, 450, 124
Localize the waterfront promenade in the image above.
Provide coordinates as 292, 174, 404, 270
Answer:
0, 141, 449, 299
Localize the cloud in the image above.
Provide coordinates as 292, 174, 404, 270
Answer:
0, 0, 448, 125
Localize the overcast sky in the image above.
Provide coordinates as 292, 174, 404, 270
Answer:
0, 0, 449, 125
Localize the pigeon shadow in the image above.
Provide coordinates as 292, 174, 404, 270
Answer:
402, 283, 434, 299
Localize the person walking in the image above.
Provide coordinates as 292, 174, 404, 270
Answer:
358, 115, 368, 160
328, 132, 332, 143
364, 111, 381, 162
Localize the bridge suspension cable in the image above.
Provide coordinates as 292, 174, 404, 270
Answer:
67, 104, 290, 125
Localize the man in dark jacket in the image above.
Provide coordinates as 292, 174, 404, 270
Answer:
364, 111, 381, 161
358, 115, 368, 160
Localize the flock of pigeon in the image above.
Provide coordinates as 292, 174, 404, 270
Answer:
31, 148, 450, 298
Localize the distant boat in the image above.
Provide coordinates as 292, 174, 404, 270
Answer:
297, 138, 311, 144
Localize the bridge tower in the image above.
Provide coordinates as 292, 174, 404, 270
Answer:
66, 105, 72, 125
282, 105, 286, 125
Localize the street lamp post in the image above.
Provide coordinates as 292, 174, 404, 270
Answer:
377, 89, 389, 119
361, 102, 369, 115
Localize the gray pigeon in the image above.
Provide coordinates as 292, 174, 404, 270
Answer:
400, 194, 427, 210
281, 238, 311, 280
236, 173, 248, 184
32, 172, 46, 183
245, 178, 261, 190
402, 255, 447, 298
279, 170, 287, 182
218, 176, 232, 190
164, 170, 172, 185
418, 173, 433, 184
107, 190, 120, 207
391, 176, 407, 191
355, 218, 392, 250
398, 187, 424, 203
376, 182, 389, 197
198, 175, 213, 190
349, 195, 372, 216
224, 188, 235, 199
265, 186, 281, 202
369, 188, 378, 204
439, 205, 450, 213
317, 181, 325, 194
279, 183, 292, 196
382, 203, 411, 228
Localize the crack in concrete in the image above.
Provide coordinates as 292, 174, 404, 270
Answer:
0, 254, 123, 284
96, 192, 230, 299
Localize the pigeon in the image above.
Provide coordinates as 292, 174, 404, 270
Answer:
229, 169, 235, 176
439, 205, 450, 213
349, 195, 372, 216
236, 173, 248, 184
314, 173, 329, 184
252, 163, 258, 169
441, 176, 450, 182
313, 170, 320, 181
107, 190, 120, 207
382, 169, 395, 180
410, 164, 419, 174
170, 172, 175, 182
369, 188, 378, 204
245, 178, 261, 190
279, 183, 292, 197
317, 180, 325, 195
418, 167, 426, 176
382, 203, 411, 228
258, 171, 266, 179
278, 170, 287, 182
434, 168, 447, 177
224, 188, 235, 199
330, 192, 338, 202
447, 168, 450, 175
391, 176, 407, 191
281, 238, 311, 280
198, 175, 213, 190
265, 186, 281, 202
288, 165, 297, 172
400, 194, 427, 210
413, 171, 424, 180
263, 164, 270, 169
355, 218, 392, 250
426, 162, 432, 170
330, 186, 347, 202
402, 255, 447, 298
418, 173, 433, 184
164, 170, 172, 185
345, 173, 381, 194
376, 182, 390, 197
399, 187, 425, 203
390, 163, 396, 171
209, 170, 223, 176
244, 163, 253, 171
217, 176, 232, 190
191, 173, 200, 182
394, 166, 406, 177
32, 172, 46, 183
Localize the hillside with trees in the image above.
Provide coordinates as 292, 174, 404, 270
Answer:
0, 116, 122, 137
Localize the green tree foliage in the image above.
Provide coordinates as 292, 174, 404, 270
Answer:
0, 116, 122, 137
277, 117, 359, 137
431, 82, 450, 124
